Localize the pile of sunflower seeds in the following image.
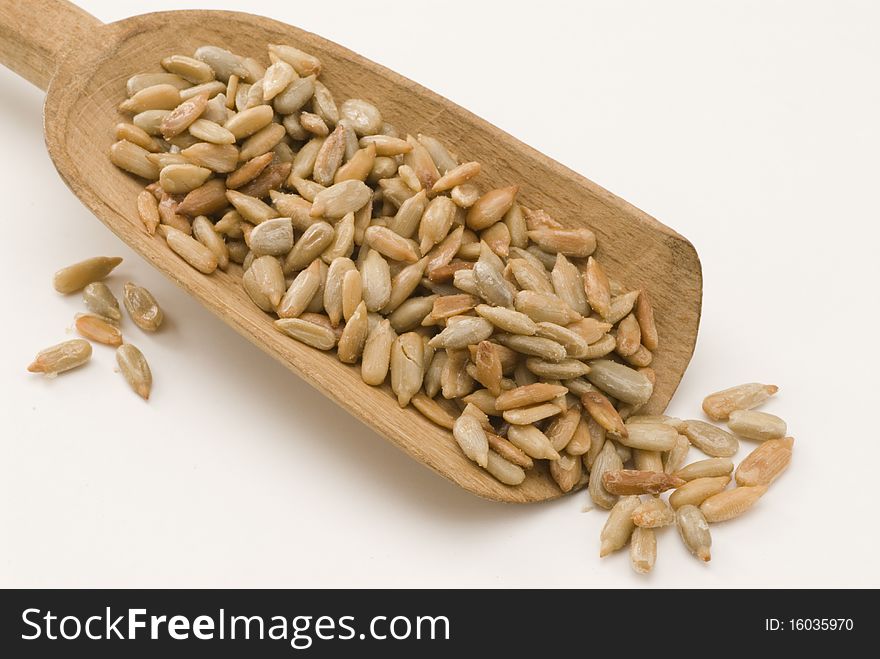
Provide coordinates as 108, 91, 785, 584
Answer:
108, 42, 794, 573
110, 42, 662, 490
27, 256, 158, 400
597, 383, 792, 573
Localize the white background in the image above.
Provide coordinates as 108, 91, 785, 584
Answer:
1, 0, 877, 588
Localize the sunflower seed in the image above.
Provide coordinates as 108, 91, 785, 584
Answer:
493, 383, 568, 411
466, 186, 518, 231
82, 282, 121, 322
110, 140, 159, 179
676, 505, 711, 562
588, 441, 623, 509
337, 301, 370, 364
565, 416, 592, 456
599, 495, 639, 557
514, 290, 580, 325
632, 497, 675, 528
496, 334, 566, 361
507, 424, 560, 460
544, 405, 581, 452
735, 437, 794, 487
502, 403, 561, 426
188, 118, 235, 144
630, 527, 656, 574
53, 256, 123, 295
127, 72, 190, 95
453, 413, 489, 467
242, 255, 285, 311
27, 339, 92, 376
115, 343, 152, 399
663, 434, 691, 475
603, 470, 685, 495
122, 282, 163, 331
361, 319, 397, 385
268, 44, 321, 76
525, 358, 590, 380
633, 449, 664, 472
163, 226, 218, 273
274, 317, 337, 350
617, 422, 679, 451
548, 452, 582, 493
428, 316, 493, 349
238, 122, 286, 161
450, 183, 481, 208
117, 122, 162, 153
284, 221, 335, 273
586, 360, 654, 407
137, 190, 160, 236
580, 391, 627, 438
74, 313, 122, 346
277, 259, 323, 318
702, 382, 779, 421
342, 269, 363, 321
669, 476, 731, 510
120, 83, 182, 113
674, 458, 734, 482
682, 420, 739, 457
160, 92, 209, 139
225, 104, 274, 139
700, 486, 768, 523
246, 217, 292, 257
194, 45, 248, 82
179, 142, 238, 173
485, 451, 526, 485
727, 410, 787, 441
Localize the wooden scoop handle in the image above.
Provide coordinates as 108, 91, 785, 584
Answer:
0, 0, 101, 90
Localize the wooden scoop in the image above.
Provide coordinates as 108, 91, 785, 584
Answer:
0, 0, 701, 502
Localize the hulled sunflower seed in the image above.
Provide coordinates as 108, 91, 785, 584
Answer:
191, 215, 230, 269
632, 497, 675, 528
674, 458, 734, 482
589, 441, 623, 510
337, 301, 370, 364
599, 495, 640, 557
275, 317, 337, 350
507, 424, 560, 460
630, 527, 656, 574
284, 221, 335, 273
53, 256, 122, 294
250, 217, 294, 257
123, 282, 163, 331
502, 403, 561, 426
115, 343, 153, 399
362, 319, 397, 385
735, 437, 794, 487
663, 434, 691, 475
27, 339, 92, 376
550, 452, 583, 493
453, 412, 489, 467
586, 361, 653, 408
514, 290, 580, 325
427, 317, 493, 350
683, 420, 739, 457
700, 486, 768, 523
277, 259, 323, 318
82, 282, 121, 322
466, 186, 518, 231
242, 255, 285, 311
702, 382, 779, 421
581, 391, 627, 438
163, 226, 218, 273
75, 313, 123, 347
727, 410, 787, 441
669, 476, 731, 510
676, 505, 711, 562
485, 450, 526, 485
525, 358, 590, 380
602, 470, 685, 495
390, 332, 424, 406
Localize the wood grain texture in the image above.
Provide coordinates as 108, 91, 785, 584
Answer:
9, 5, 702, 502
